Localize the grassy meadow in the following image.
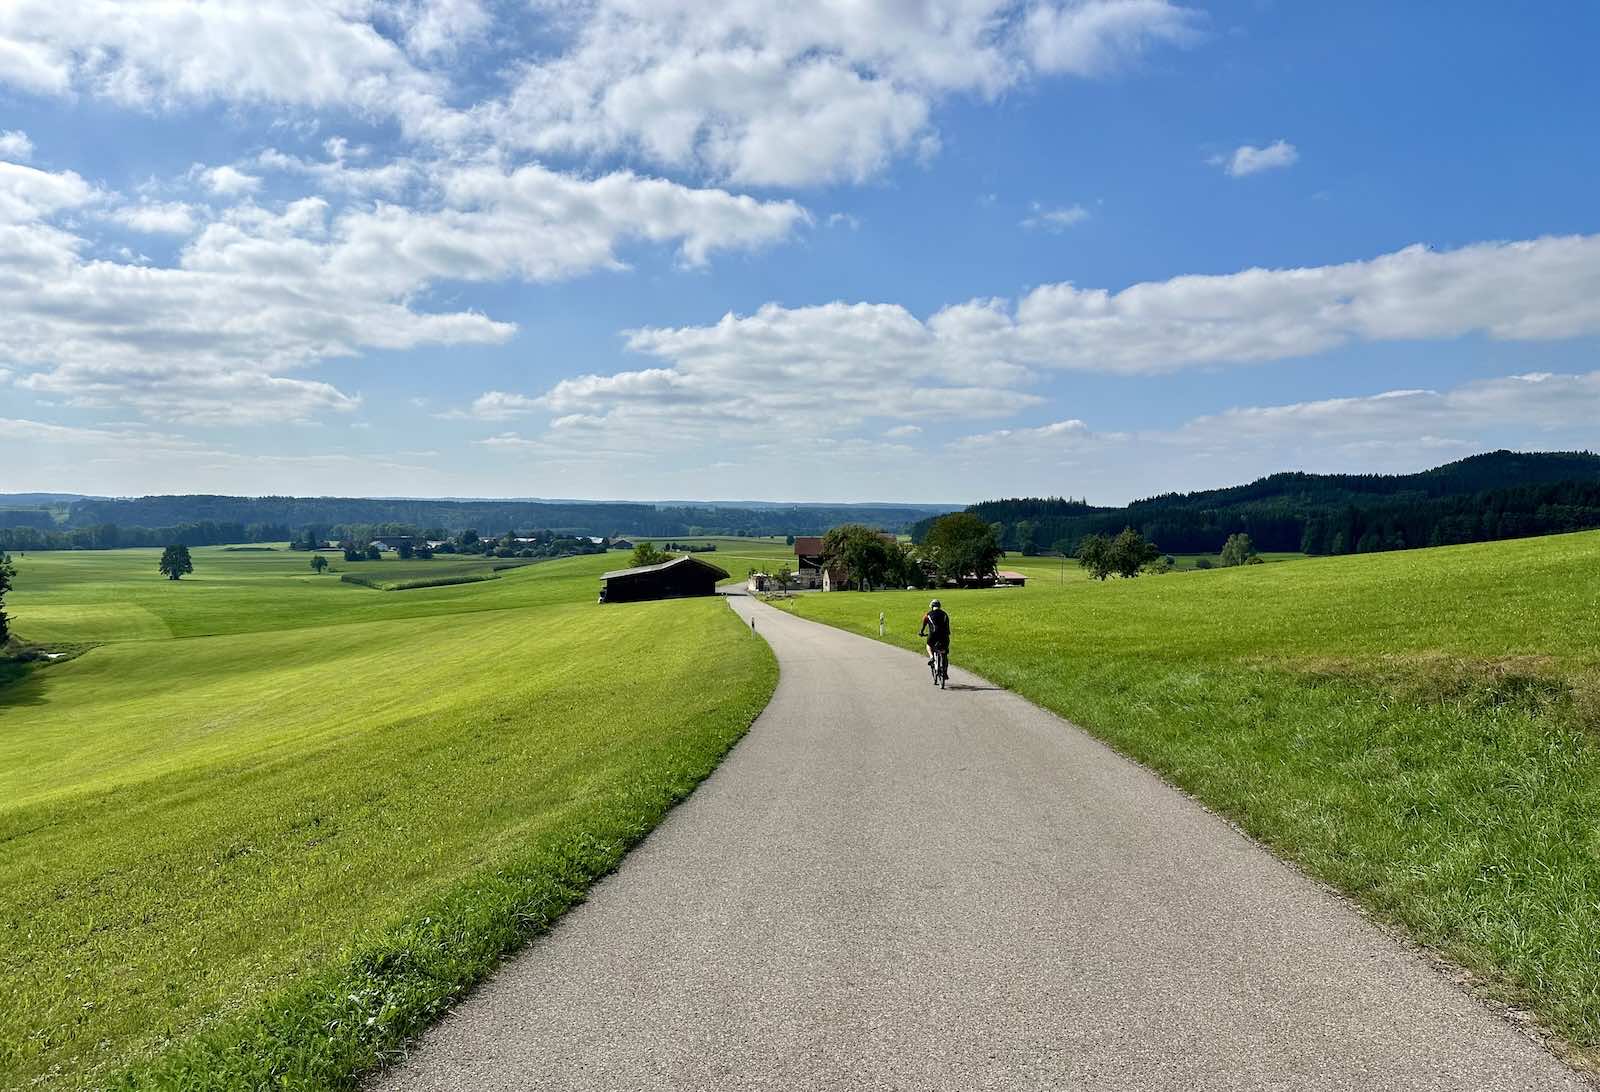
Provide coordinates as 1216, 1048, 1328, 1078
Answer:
784, 532, 1600, 1062
1, 543, 776, 1090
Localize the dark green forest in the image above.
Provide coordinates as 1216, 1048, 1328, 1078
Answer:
913, 451, 1600, 555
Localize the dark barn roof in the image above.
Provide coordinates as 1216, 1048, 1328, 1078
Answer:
601, 555, 730, 582
599, 555, 730, 603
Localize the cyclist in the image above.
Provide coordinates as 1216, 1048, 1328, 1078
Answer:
919, 598, 950, 673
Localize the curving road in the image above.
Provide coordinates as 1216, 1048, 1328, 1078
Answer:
379, 594, 1588, 1091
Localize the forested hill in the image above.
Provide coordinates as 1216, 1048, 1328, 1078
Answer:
917, 450, 1600, 556
0, 495, 951, 550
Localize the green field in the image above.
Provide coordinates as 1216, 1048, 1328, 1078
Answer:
785, 532, 1600, 1064
1, 545, 776, 1090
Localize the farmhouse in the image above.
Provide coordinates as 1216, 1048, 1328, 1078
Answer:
609, 538, 635, 550
997, 570, 1028, 587
599, 555, 729, 603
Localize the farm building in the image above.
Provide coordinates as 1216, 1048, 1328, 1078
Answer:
609, 538, 635, 550
997, 570, 1027, 587
599, 555, 729, 603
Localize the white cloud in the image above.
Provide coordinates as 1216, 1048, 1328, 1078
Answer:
0, 161, 96, 223
1021, 202, 1090, 231
0, 2, 1201, 189
1025, 0, 1201, 76
110, 201, 199, 235
478, 231, 1600, 465
0, 129, 33, 161
454, 391, 542, 420
0, 158, 804, 424
885, 424, 922, 439
197, 164, 262, 196
1217, 139, 1298, 177
255, 147, 417, 197
941, 370, 1600, 501
482, 0, 1200, 186
0, 1, 459, 138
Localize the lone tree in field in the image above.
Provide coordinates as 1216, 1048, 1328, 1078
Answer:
310, 555, 329, 574
159, 544, 193, 581
774, 565, 794, 594
0, 551, 14, 645
1219, 533, 1258, 567
630, 541, 669, 567
921, 513, 1002, 587
821, 524, 899, 590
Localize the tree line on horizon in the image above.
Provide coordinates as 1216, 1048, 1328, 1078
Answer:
0, 498, 951, 552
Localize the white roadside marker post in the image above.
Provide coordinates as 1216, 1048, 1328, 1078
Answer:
879, 611, 885, 638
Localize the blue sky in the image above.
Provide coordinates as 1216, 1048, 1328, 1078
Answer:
2, 0, 1598, 504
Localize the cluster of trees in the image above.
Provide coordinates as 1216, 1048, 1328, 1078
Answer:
661, 541, 718, 553
807, 515, 1006, 591
1074, 529, 1162, 581
919, 451, 1600, 558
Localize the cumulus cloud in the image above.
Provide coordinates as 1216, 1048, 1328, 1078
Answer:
1025, 0, 1201, 76
109, 200, 199, 235
1021, 202, 1090, 231
197, 164, 262, 196
472, 231, 1600, 465
1217, 139, 1298, 177
1, 160, 804, 423
481, 0, 1201, 186
0, 0, 459, 138
0, 129, 33, 161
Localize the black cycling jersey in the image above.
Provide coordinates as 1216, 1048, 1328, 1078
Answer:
920, 608, 950, 647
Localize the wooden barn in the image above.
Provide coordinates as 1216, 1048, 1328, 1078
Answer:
598, 555, 730, 603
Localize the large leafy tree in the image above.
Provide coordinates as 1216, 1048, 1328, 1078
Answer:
310, 555, 329, 574
158, 544, 193, 581
920, 513, 1002, 585
630, 541, 669, 567
820, 524, 898, 590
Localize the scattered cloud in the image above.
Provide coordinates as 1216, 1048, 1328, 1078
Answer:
479, 0, 1202, 186
1215, 139, 1298, 177
0, 129, 32, 161
1021, 201, 1090, 231
0, 159, 805, 423
196, 164, 262, 196
885, 424, 923, 439
109, 200, 199, 235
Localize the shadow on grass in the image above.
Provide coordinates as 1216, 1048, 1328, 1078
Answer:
945, 683, 1004, 693
0, 659, 49, 709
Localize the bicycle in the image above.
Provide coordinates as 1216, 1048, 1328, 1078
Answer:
929, 647, 948, 689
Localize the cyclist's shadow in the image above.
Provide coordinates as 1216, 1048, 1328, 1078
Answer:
943, 682, 1003, 692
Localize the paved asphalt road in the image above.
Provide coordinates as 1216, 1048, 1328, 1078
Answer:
380, 594, 1587, 1091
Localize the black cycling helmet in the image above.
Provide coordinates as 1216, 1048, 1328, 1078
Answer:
929, 598, 942, 608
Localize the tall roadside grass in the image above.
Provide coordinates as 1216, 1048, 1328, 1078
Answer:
787, 532, 1600, 1065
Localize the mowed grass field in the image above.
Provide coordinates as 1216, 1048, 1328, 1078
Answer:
784, 532, 1600, 1063
1, 545, 776, 1090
